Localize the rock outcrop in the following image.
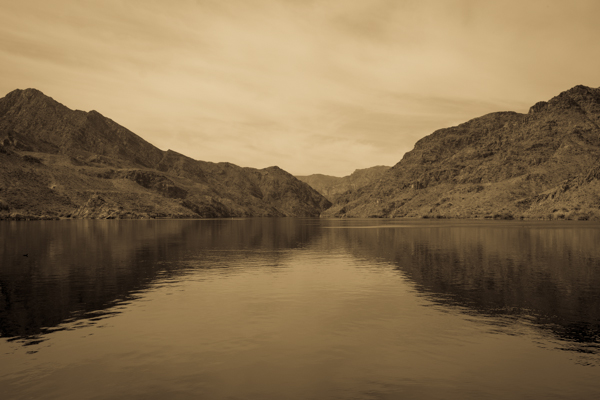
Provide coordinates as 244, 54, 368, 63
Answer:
323, 85, 600, 220
0, 89, 331, 219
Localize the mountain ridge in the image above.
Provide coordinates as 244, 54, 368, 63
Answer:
0, 88, 331, 219
323, 84, 600, 220
4, 85, 600, 221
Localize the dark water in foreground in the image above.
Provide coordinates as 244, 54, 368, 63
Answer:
1, 219, 599, 399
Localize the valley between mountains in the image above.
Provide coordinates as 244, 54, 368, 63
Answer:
2, 85, 600, 220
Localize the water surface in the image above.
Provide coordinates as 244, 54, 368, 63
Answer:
1, 219, 599, 399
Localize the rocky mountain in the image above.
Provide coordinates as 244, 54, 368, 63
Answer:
324, 85, 600, 220
0, 89, 331, 219
296, 165, 390, 200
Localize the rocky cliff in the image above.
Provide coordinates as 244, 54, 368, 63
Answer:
296, 166, 390, 201
324, 85, 600, 220
0, 89, 331, 219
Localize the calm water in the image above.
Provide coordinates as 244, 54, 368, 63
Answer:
1, 218, 599, 399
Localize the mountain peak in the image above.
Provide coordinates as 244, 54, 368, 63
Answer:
0, 88, 332, 219
564, 84, 594, 94
5, 88, 48, 101
528, 85, 600, 116
1, 88, 62, 113
324, 84, 600, 219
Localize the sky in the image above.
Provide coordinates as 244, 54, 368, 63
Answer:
1, 0, 600, 176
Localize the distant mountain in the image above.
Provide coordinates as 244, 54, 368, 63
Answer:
0, 89, 331, 219
296, 166, 390, 200
323, 85, 600, 220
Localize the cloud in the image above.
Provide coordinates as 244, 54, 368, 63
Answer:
1, 0, 600, 175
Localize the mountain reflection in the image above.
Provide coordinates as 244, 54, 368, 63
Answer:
0, 219, 321, 342
328, 221, 600, 352
2, 219, 600, 355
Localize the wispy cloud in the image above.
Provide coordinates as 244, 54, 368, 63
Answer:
2, 0, 600, 175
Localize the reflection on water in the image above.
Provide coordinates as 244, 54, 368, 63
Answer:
0, 219, 320, 342
1, 219, 600, 399
325, 221, 600, 354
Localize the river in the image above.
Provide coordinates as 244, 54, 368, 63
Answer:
1, 219, 599, 399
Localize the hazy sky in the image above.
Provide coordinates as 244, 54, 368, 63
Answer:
2, 0, 600, 176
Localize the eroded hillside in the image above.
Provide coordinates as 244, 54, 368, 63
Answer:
0, 89, 331, 219
324, 85, 600, 220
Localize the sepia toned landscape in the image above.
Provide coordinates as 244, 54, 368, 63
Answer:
2, 85, 600, 221
324, 85, 600, 220
2, 1, 600, 400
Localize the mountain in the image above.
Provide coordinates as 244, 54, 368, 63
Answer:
296, 166, 390, 200
0, 89, 331, 219
323, 85, 600, 220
